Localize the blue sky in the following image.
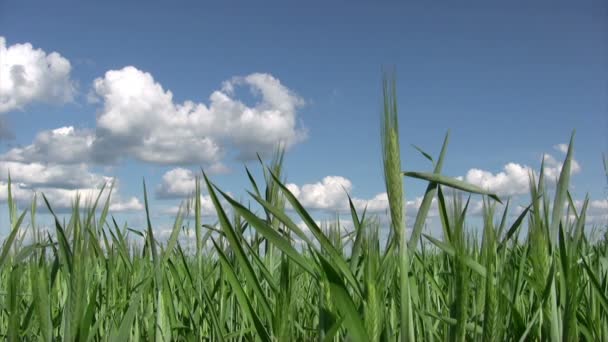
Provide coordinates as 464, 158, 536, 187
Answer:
1, 0, 607, 236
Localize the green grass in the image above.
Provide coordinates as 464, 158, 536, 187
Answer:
0, 75, 607, 341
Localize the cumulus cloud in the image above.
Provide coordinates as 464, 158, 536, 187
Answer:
0, 160, 108, 189
353, 192, 389, 213
89, 66, 306, 165
286, 176, 353, 211
0, 37, 75, 113
0, 181, 35, 204
284, 175, 431, 217
0, 158, 141, 213
4, 66, 306, 170
0, 65, 303, 216
108, 197, 143, 212
464, 152, 581, 197
0, 180, 142, 213
2, 126, 93, 164
156, 168, 197, 199
465, 163, 532, 197
37, 186, 142, 212
541, 153, 581, 182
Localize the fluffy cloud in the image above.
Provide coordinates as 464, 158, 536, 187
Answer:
4, 66, 306, 169
90, 66, 306, 165
0, 158, 141, 213
464, 153, 581, 197
36, 186, 142, 212
353, 192, 389, 213
285, 176, 430, 216
0, 37, 75, 113
1, 65, 303, 216
156, 168, 197, 199
0, 160, 108, 189
2, 126, 94, 164
0, 181, 35, 204
0, 180, 142, 213
541, 154, 581, 182
286, 176, 353, 211
108, 197, 144, 212
465, 163, 532, 197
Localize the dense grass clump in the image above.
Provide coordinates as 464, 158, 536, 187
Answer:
0, 78, 607, 341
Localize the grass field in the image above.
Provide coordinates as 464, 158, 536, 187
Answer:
1, 76, 607, 341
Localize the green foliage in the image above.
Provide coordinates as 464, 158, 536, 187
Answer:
0, 79, 606, 341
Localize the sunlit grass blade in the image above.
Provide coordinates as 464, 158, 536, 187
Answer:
498, 202, 534, 251
0, 210, 27, 270
409, 130, 449, 250
550, 131, 575, 246
381, 71, 415, 341
212, 238, 271, 341
204, 173, 273, 320
317, 253, 369, 342
268, 170, 363, 298
220, 189, 317, 277
403, 171, 502, 204
347, 193, 367, 270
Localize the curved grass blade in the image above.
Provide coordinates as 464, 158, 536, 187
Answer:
268, 170, 363, 298
498, 202, 534, 251
204, 173, 273, 320
0, 210, 27, 270
408, 130, 450, 249
220, 189, 317, 277
318, 253, 369, 342
403, 171, 502, 204
423, 234, 487, 278
212, 239, 271, 341
411, 144, 434, 164
549, 131, 575, 246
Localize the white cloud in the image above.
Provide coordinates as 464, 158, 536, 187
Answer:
285, 176, 427, 216
0, 180, 142, 213
0, 159, 141, 213
286, 176, 352, 211
0, 37, 75, 113
156, 168, 197, 199
465, 163, 532, 197
0, 160, 108, 189
0, 181, 35, 204
109, 197, 143, 212
90, 66, 306, 164
542, 154, 581, 182
554, 143, 569, 154
37, 186, 142, 212
464, 152, 581, 197
0, 65, 301, 217
4, 66, 306, 169
353, 192, 389, 213
590, 199, 608, 211
156, 166, 230, 199
2, 126, 94, 164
